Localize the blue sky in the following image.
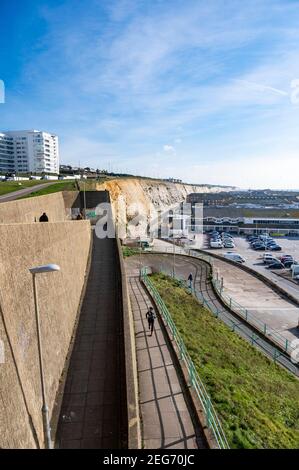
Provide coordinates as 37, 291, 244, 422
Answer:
1, 0, 299, 188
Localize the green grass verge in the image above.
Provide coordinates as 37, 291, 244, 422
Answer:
24, 181, 77, 198
0, 180, 47, 196
150, 273, 299, 449
122, 246, 139, 257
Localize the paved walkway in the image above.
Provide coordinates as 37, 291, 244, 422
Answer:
56, 231, 125, 449
126, 265, 207, 449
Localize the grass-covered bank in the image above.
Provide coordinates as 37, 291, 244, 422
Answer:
0, 180, 47, 196
150, 273, 299, 449
122, 246, 139, 257
24, 181, 77, 197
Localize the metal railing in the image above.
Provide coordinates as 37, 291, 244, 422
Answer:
140, 267, 230, 449
151, 245, 297, 357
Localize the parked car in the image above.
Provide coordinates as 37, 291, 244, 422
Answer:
224, 241, 235, 248
269, 245, 282, 251
210, 237, 221, 243
263, 253, 277, 264
210, 240, 223, 248
251, 241, 265, 247
267, 261, 284, 269
223, 252, 245, 263
249, 238, 260, 244
222, 233, 233, 239
279, 255, 293, 263
283, 260, 295, 268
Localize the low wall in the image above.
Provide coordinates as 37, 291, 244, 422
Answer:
116, 237, 141, 449
0, 192, 72, 224
62, 190, 80, 210
0, 221, 91, 448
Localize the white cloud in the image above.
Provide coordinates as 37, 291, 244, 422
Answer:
163, 145, 176, 154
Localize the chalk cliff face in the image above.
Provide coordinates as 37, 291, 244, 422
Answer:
97, 178, 235, 238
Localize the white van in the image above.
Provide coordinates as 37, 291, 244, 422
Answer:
210, 240, 223, 248
223, 252, 245, 263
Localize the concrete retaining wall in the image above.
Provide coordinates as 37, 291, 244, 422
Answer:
0, 192, 73, 224
116, 237, 141, 449
0, 221, 91, 448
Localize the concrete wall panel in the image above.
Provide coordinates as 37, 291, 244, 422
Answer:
0, 192, 69, 224
0, 221, 91, 448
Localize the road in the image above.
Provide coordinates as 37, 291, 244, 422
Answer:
134, 250, 298, 376
0, 182, 57, 203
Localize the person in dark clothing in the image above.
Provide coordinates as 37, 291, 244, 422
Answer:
188, 272, 193, 289
39, 212, 49, 222
146, 306, 156, 336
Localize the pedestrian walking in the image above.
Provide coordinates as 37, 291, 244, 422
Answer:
188, 272, 193, 289
39, 212, 49, 222
146, 306, 156, 336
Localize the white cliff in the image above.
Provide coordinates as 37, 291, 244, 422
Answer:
97, 177, 235, 238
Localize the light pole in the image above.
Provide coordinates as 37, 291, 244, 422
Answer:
29, 263, 61, 449
83, 179, 87, 220
173, 237, 176, 278
139, 236, 142, 273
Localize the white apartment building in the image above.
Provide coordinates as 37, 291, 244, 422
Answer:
0, 133, 15, 173
0, 130, 59, 174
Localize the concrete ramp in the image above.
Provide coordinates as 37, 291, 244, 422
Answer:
56, 230, 127, 449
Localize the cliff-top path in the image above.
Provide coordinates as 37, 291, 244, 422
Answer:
126, 262, 207, 449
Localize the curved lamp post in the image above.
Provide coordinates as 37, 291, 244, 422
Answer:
29, 263, 60, 449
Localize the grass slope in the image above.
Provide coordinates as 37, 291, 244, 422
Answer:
150, 273, 299, 449
122, 246, 139, 257
0, 180, 47, 196
25, 181, 77, 197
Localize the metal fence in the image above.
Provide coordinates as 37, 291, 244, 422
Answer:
151, 245, 297, 357
140, 267, 230, 450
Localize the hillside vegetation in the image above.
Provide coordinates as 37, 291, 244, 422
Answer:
0, 180, 46, 196
24, 181, 77, 197
150, 273, 299, 449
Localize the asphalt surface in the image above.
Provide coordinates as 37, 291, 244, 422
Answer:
0, 182, 57, 202
203, 234, 299, 301
133, 252, 299, 377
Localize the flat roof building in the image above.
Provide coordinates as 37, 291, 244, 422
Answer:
0, 130, 59, 174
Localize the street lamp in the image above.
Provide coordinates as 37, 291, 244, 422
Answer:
83, 179, 87, 219
29, 263, 60, 449
172, 236, 177, 278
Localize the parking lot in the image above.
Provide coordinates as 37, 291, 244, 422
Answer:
202, 233, 299, 300
153, 236, 299, 347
